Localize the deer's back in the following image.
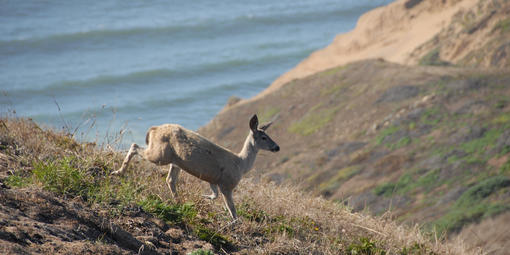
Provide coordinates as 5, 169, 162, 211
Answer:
146, 124, 241, 184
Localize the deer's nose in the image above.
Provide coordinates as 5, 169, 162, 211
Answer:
272, 146, 280, 152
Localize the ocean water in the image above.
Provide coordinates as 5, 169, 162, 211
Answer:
0, 0, 392, 147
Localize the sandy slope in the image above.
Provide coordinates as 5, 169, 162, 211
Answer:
240, 0, 478, 103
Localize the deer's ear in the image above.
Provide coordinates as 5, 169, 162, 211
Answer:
260, 121, 273, 131
249, 114, 258, 132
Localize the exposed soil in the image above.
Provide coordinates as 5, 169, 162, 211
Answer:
0, 181, 212, 255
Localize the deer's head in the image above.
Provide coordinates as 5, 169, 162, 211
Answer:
249, 114, 280, 152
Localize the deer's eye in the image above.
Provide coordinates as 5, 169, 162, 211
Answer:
261, 136, 267, 140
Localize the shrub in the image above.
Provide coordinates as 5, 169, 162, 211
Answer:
347, 237, 386, 255
32, 156, 96, 198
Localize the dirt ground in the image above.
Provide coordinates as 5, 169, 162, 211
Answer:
0, 184, 213, 255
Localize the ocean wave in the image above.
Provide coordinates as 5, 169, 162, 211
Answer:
28, 78, 266, 122
0, 4, 367, 56
3, 47, 314, 98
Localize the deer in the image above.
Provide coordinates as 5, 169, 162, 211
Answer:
111, 114, 279, 220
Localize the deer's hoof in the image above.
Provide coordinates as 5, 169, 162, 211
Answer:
111, 170, 122, 175
202, 194, 217, 200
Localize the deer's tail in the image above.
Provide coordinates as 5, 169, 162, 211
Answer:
145, 126, 157, 145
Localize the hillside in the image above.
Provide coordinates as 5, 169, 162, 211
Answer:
0, 117, 463, 254
2, 0, 510, 254
198, 0, 510, 253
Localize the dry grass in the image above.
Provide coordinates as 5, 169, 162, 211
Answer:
0, 117, 472, 254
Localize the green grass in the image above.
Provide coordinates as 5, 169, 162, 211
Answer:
347, 237, 386, 255
189, 249, 215, 255
455, 176, 510, 208
492, 18, 510, 34
237, 201, 268, 223
5, 173, 30, 188
431, 176, 510, 234
373, 173, 413, 197
416, 169, 441, 192
26, 155, 144, 210
193, 225, 233, 250
500, 160, 510, 174
492, 112, 510, 125
139, 195, 197, 224
320, 65, 348, 77
419, 48, 450, 66
461, 128, 501, 155
258, 106, 280, 124
374, 169, 442, 197
400, 243, 437, 255
319, 165, 360, 194
139, 195, 233, 250
32, 156, 99, 199
375, 126, 400, 145
288, 105, 337, 136
390, 136, 411, 150
374, 124, 411, 150
420, 106, 443, 126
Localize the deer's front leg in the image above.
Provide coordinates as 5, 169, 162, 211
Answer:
203, 183, 219, 200
166, 164, 181, 198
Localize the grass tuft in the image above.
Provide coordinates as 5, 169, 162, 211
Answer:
139, 195, 197, 224
347, 237, 386, 255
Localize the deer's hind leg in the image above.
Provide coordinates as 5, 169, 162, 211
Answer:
112, 143, 140, 175
166, 164, 181, 198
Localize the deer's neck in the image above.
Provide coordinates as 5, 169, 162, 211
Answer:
237, 132, 258, 174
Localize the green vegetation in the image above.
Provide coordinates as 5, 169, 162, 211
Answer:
420, 106, 443, 126
321, 65, 348, 77
455, 176, 510, 208
493, 17, 510, 34
347, 237, 386, 255
444, 127, 504, 166
319, 165, 360, 194
193, 225, 233, 250
392, 136, 411, 150
5, 173, 29, 188
375, 126, 400, 145
288, 104, 337, 136
258, 106, 280, 123
500, 160, 510, 174
461, 128, 501, 155
237, 201, 268, 223
431, 176, 510, 234
419, 48, 450, 66
374, 169, 441, 197
189, 249, 215, 255
374, 125, 411, 150
492, 112, 510, 125
32, 156, 99, 199
139, 195, 197, 224
400, 243, 436, 255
